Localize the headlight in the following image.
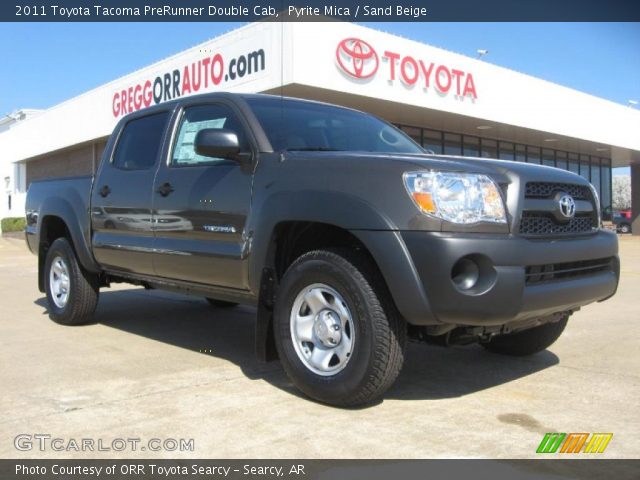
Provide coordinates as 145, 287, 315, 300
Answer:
403, 171, 507, 224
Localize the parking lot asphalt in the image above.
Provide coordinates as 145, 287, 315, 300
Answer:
0, 234, 638, 459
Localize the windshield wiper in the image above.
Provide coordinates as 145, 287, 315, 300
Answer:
285, 147, 343, 152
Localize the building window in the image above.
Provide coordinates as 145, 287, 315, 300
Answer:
556, 151, 568, 170
463, 135, 480, 157
7, 194, 11, 211
527, 146, 541, 164
423, 129, 443, 154
400, 126, 422, 146
481, 139, 497, 158
568, 153, 580, 174
579, 154, 590, 181
515, 144, 526, 162
499, 141, 515, 160
542, 148, 555, 167
444, 133, 462, 155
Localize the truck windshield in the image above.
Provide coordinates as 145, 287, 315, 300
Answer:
246, 97, 424, 154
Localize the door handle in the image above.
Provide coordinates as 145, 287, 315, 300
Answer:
98, 185, 111, 197
156, 182, 174, 197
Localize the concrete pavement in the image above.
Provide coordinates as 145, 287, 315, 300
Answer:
0, 234, 638, 459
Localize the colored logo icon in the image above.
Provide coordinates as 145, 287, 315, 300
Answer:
536, 433, 613, 454
336, 38, 379, 79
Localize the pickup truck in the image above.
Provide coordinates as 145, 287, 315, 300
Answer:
25, 93, 619, 406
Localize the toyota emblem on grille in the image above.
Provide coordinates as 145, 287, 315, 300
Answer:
558, 194, 576, 219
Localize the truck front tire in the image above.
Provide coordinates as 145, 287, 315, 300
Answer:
482, 316, 569, 356
274, 249, 406, 407
44, 237, 99, 325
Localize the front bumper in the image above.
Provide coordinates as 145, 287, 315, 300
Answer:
398, 229, 619, 326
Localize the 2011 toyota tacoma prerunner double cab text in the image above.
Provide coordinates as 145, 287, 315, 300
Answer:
25, 93, 620, 406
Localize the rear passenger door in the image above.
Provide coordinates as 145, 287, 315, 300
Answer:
91, 111, 171, 276
151, 102, 254, 289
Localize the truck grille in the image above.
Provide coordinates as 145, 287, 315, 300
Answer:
520, 212, 594, 235
518, 182, 598, 236
525, 182, 591, 200
525, 257, 614, 285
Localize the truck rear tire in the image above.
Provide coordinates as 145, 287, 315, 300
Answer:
482, 316, 569, 356
273, 249, 406, 407
44, 237, 99, 325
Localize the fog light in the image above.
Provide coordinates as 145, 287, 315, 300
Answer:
451, 254, 497, 295
451, 258, 480, 290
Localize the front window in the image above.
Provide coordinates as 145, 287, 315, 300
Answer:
246, 97, 423, 154
171, 104, 249, 167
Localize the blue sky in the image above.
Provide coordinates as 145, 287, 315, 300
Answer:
0, 22, 638, 172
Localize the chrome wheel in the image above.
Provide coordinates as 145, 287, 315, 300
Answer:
290, 283, 355, 376
49, 256, 70, 308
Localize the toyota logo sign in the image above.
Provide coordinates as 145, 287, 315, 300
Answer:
558, 194, 576, 219
336, 38, 379, 79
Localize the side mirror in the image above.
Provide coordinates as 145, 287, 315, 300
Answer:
194, 128, 241, 160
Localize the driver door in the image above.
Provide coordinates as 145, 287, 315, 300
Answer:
151, 102, 254, 289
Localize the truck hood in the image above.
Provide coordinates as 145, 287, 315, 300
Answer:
287, 151, 592, 186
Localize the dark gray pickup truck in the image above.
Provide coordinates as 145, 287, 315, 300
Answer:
25, 93, 619, 406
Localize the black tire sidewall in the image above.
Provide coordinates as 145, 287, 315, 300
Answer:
274, 253, 379, 405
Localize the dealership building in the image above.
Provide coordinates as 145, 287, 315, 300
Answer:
1, 21, 639, 231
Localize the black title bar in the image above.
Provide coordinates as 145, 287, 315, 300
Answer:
3, 0, 640, 22
3, 459, 640, 480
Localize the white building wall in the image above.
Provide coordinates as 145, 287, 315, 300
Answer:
1, 111, 40, 221
290, 23, 640, 153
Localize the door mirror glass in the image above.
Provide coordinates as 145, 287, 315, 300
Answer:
194, 128, 241, 160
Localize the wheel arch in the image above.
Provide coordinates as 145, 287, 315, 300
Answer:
36, 198, 100, 292
253, 220, 435, 362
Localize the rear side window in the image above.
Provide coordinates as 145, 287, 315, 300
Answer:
112, 112, 170, 170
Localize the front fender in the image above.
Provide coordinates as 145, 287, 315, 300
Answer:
247, 189, 395, 292
247, 190, 437, 325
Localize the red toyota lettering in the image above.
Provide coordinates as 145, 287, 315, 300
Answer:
383, 51, 400, 80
